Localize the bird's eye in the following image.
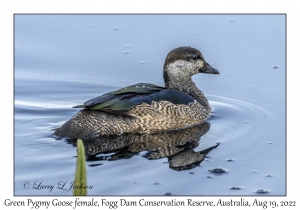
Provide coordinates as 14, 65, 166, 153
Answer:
192, 54, 199, 60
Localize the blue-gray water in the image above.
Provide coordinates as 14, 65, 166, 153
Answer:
14, 14, 285, 195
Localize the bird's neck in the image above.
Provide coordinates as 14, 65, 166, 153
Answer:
163, 68, 210, 108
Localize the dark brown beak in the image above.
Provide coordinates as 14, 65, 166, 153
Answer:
199, 63, 220, 74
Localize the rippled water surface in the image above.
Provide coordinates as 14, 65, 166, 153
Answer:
14, 14, 285, 195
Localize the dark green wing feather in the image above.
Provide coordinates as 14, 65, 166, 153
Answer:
109, 83, 164, 95
73, 83, 195, 114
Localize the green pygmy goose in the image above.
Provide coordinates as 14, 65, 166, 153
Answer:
55, 46, 219, 139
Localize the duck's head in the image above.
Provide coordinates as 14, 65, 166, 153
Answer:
163, 46, 219, 79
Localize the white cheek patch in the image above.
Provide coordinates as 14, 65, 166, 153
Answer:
166, 59, 203, 76
172, 60, 185, 67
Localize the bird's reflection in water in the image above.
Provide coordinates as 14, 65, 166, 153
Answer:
65, 122, 219, 171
